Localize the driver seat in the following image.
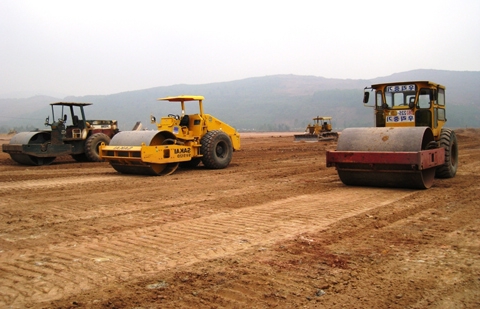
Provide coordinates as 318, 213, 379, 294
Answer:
179, 115, 190, 127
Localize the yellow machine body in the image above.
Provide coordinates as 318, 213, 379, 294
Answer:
294, 116, 339, 142
154, 95, 240, 150
100, 95, 240, 175
369, 81, 447, 139
306, 116, 333, 134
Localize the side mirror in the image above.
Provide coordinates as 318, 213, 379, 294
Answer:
150, 115, 156, 124
44, 116, 50, 126
363, 92, 370, 104
363, 87, 376, 107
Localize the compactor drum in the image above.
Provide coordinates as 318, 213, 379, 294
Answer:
326, 81, 458, 189
100, 95, 240, 176
2, 102, 119, 165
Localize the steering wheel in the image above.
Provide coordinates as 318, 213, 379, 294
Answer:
58, 114, 67, 123
168, 114, 180, 120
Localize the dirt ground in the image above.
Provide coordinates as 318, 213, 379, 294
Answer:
0, 128, 479, 309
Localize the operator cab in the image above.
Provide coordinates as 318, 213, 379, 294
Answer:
152, 95, 206, 139
45, 102, 92, 140
363, 81, 446, 136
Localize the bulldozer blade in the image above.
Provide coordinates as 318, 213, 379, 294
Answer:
318, 133, 339, 142
294, 134, 319, 142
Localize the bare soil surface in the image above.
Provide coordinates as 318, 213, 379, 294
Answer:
0, 129, 479, 309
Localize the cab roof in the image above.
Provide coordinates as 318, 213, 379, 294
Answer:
50, 102, 92, 107
370, 81, 445, 90
158, 95, 204, 102
313, 116, 332, 120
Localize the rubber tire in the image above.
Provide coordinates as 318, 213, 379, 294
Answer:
200, 130, 233, 169
85, 133, 111, 162
435, 128, 458, 178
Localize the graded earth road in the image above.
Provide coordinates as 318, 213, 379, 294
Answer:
0, 129, 479, 309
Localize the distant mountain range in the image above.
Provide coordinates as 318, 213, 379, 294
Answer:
1, 69, 479, 133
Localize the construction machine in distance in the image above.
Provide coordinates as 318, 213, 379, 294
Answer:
294, 116, 339, 142
326, 81, 458, 189
99, 95, 240, 176
2, 102, 119, 165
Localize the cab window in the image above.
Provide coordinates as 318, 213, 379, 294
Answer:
418, 88, 431, 108
376, 92, 383, 108
438, 88, 445, 106
384, 91, 415, 108
437, 108, 446, 121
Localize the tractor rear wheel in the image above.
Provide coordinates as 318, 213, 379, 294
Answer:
201, 130, 233, 169
435, 128, 458, 178
85, 133, 111, 162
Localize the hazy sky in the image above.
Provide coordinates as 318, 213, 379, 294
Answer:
1, 0, 479, 97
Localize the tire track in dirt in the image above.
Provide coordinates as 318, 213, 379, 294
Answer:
177, 183, 480, 309
198, 269, 314, 308
0, 187, 416, 307
0, 183, 276, 246
0, 174, 125, 193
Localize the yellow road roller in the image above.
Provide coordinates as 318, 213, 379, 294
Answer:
99, 95, 240, 175
326, 81, 458, 189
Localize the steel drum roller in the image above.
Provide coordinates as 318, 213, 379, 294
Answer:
107, 130, 179, 176
6, 132, 56, 165
334, 127, 437, 189
109, 130, 165, 147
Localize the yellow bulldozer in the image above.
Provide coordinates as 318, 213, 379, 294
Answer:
326, 81, 458, 189
294, 116, 339, 142
99, 95, 240, 175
